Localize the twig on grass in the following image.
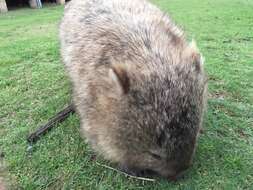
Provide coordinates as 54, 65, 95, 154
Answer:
27, 104, 75, 143
96, 162, 156, 182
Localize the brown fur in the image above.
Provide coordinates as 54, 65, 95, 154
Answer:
60, 0, 208, 179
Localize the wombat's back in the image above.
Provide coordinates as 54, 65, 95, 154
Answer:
60, 0, 185, 80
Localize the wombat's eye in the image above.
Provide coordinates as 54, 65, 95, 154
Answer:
149, 152, 162, 160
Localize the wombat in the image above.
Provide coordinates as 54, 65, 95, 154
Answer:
60, 0, 207, 180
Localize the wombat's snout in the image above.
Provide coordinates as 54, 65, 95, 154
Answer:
167, 163, 192, 181
167, 170, 186, 181
139, 162, 192, 181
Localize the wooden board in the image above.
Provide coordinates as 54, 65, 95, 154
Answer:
56, 0, 65, 5
0, 0, 8, 13
29, 0, 42, 9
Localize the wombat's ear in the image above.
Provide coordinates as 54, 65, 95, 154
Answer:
184, 40, 204, 72
109, 65, 130, 94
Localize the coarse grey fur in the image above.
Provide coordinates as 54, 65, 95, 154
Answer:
60, 0, 208, 180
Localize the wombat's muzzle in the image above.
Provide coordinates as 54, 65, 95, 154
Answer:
167, 163, 192, 181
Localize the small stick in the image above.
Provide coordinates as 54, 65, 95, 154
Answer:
27, 104, 75, 143
96, 162, 156, 182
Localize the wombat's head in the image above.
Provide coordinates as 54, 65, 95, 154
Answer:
97, 42, 207, 180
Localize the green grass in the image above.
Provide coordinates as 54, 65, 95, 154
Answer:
0, 0, 253, 189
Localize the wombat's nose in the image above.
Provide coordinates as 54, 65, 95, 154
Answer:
167, 172, 185, 181
167, 163, 192, 181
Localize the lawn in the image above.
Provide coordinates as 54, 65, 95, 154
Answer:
0, 0, 253, 189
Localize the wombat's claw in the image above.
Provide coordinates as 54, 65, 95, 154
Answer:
89, 154, 97, 161
199, 128, 204, 134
